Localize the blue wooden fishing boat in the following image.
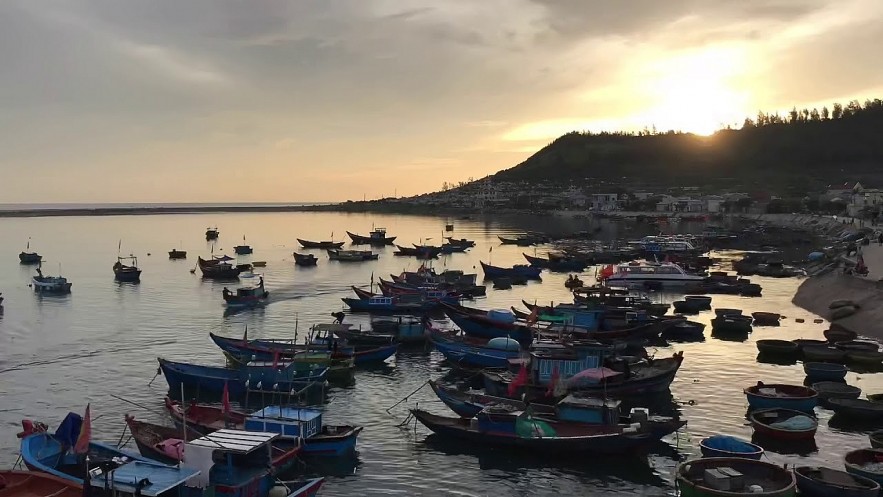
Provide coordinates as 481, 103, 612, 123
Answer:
164, 398, 362, 458
410, 404, 684, 454
431, 334, 522, 369
677, 458, 796, 497
698, 435, 764, 460
480, 261, 542, 280
157, 358, 328, 397
523, 253, 587, 272
19, 414, 202, 497
209, 331, 355, 363
350, 343, 398, 364
443, 305, 533, 346
795, 466, 879, 497
342, 294, 455, 313
744, 383, 817, 413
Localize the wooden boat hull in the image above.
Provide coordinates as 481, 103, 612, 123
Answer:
342, 297, 449, 313
803, 362, 848, 381
676, 458, 796, 497
710, 317, 752, 334
168, 250, 187, 259
432, 336, 520, 369
845, 449, 883, 486
411, 409, 681, 454
523, 253, 586, 272
352, 343, 398, 365
795, 466, 880, 497
802, 346, 847, 362
828, 398, 883, 421
197, 257, 242, 279
297, 239, 344, 249
346, 231, 396, 245
0, 470, 81, 497
445, 308, 533, 347
870, 430, 883, 449
744, 384, 817, 413
698, 436, 764, 460
756, 340, 799, 356
223, 293, 269, 309
293, 253, 318, 266
157, 358, 327, 397
749, 408, 818, 440
480, 261, 542, 280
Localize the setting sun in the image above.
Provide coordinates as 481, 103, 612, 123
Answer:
635, 46, 751, 135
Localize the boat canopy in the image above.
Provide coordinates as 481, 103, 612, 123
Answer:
92, 461, 200, 497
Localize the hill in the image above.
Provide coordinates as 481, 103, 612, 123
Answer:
492, 99, 883, 195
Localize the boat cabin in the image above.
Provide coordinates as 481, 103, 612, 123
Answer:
245, 406, 322, 439
555, 395, 621, 425
89, 461, 200, 497
369, 228, 388, 240
529, 346, 611, 385
181, 430, 278, 497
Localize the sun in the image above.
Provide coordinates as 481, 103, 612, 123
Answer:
636, 47, 750, 135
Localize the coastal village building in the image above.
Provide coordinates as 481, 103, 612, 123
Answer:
588, 193, 620, 211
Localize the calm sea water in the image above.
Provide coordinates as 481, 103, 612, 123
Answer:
0, 211, 880, 496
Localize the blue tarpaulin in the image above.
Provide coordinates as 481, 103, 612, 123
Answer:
54, 412, 82, 448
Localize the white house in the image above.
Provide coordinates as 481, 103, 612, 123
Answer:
589, 193, 620, 211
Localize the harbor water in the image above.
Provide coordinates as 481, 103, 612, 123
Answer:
0, 211, 881, 496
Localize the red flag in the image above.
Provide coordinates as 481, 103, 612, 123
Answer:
508, 364, 529, 397
222, 382, 231, 415
272, 350, 280, 369
527, 307, 539, 325
74, 404, 91, 454
546, 367, 560, 397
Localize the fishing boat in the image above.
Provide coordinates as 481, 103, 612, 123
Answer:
347, 228, 396, 245
756, 340, 799, 356
431, 334, 522, 369
233, 236, 253, 255
292, 252, 318, 266
327, 249, 378, 261
676, 458, 796, 497
792, 339, 829, 352
751, 312, 781, 326
662, 320, 706, 341
31, 268, 72, 294
844, 448, 883, 486
168, 249, 187, 259
123, 416, 302, 471
825, 328, 858, 343
157, 357, 328, 398
802, 345, 846, 362
794, 466, 879, 497
871, 430, 883, 449
714, 308, 743, 317
602, 261, 704, 289
197, 256, 242, 279
812, 382, 861, 407
297, 238, 344, 249
342, 295, 452, 314
205, 227, 219, 240
748, 408, 818, 440
564, 275, 584, 289
846, 350, 883, 365
711, 315, 753, 334
828, 398, 883, 421
350, 343, 399, 365
744, 383, 817, 412
443, 305, 533, 346
445, 236, 474, 246
331, 327, 395, 346
684, 295, 712, 309
673, 300, 703, 314
113, 255, 141, 282
410, 404, 684, 454
523, 253, 587, 272
0, 471, 81, 497
222, 277, 269, 309
836, 341, 880, 353
699, 435, 764, 460
483, 352, 685, 401
19, 414, 200, 494
163, 398, 362, 457
804, 363, 848, 381
480, 261, 542, 280
19, 239, 42, 264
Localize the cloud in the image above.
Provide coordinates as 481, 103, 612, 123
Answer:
0, 0, 881, 202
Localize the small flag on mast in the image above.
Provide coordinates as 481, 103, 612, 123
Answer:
74, 404, 91, 454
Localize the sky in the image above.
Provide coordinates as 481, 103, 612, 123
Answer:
2, 0, 882, 203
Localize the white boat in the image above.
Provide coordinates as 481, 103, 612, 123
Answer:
632, 236, 699, 253
604, 261, 705, 289
32, 268, 72, 294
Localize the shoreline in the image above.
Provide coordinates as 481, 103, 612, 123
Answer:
0, 204, 339, 218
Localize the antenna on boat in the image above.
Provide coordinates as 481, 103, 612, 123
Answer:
27, 237, 30, 250
118, 239, 122, 257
